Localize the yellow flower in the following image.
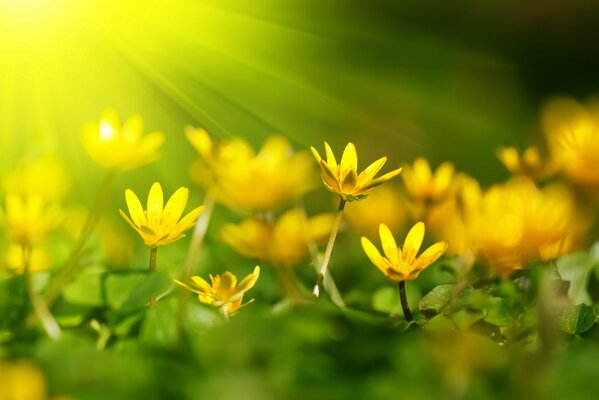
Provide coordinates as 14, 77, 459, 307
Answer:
2, 194, 62, 246
0, 360, 48, 400
3, 155, 71, 201
361, 222, 448, 282
4, 244, 51, 274
186, 127, 316, 211
311, 142, 402, 201
81, 108, 164, 170
174, 266, 260, 315
401, 158, 455, 203
496, 146, 550, 180
344, 184, 407, 235
542, 97, 599, 185
220, 208, 334, 267
119, 182, 204, 247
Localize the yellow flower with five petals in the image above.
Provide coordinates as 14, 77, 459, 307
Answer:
81, 108, 164, 170
120, 182, 204, 248
361, 222, 447, 282
311, 142, 402, 201
174, 266, 260, 316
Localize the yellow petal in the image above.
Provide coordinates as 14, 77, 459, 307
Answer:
147, 182, 164, 226
311, 146, 323, 164
360, 167, 402, 191
324, 142, 337, 168
220, 272, 238, 291
121, 114, 143, 142
186, 127, 213, 158
361, 236, 388, 275
236, 266, 261, 292
125, 189, 145, 226
190, 275, 214, 294
175, 205, 204, 232
402, 222, 425, 264
339, 142, 357, 178
100, 108, 121, 131
413, 158, 432, 183
413, 241, 448, 270
357, 157, 386, 186
378, 223, 398, 264
163, 187, 189, 223
433, 162, 454, 193
119, 209, 142, 235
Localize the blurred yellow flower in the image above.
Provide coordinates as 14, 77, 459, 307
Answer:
220, 208, 334, 267
3, 156, 71, 202
542, 97, 599, 185
475, 178, 586, 276
4, 244, 51, 274
120, 182, 204, 248
344, 184, 407, 236
174, 266, 260, 316
496, 146, 549, 180
81, 108, 164, 170
401, 158, 455, 203
2, 194, 62, 247
311, 142, 402, 202
0, 360, 48, 400
186, 127, 316, 211
361, 222, 448, 282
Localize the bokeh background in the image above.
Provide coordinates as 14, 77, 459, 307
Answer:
3, 1, 599, 399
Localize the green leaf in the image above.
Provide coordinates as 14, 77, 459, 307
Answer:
116, 271, 172, 314
62, 267, 107, 307
557, 304, 597, 335
104, 272, 151, 310
418, 284, 455, 317
557, 251, 593, 305
139, 296, 179, 348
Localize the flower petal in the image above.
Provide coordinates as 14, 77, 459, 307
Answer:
378, 223, 398, 265
357, 157, 386, 186
236, 266, 261, 293
163, 187, 189, 224
190, 275, 214, 294
359, 167, 402, 191
125, 189, 145, 226
324, 142, 337, 168
402, 222, 425, 264
361, 236, 388, 276
147, 182, 164, 227
339, 142, 357, 179
413, 241, 448, 270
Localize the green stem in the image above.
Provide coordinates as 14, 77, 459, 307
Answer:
23, 245, 62, 340
220, 305, 230, 323
149, 247, 158, 307
313, 197, 346, 297
46, 170, 116, 306
398, 281, 413, 322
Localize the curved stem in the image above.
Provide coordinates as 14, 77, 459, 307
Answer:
313, 198, 346, 297
23, 245, 62, 340
46, 170, 116, 306
398, 281, 413, 322
149, 246, 157, 307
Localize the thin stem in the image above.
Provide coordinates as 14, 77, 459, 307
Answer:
398, 281, 413, 322
46, 170, 116, 306
23, 245, 62, 340
313, 197, 346, 297
177, 196, 214, 345
149, 247, 158, 307
220, 305, 230, 323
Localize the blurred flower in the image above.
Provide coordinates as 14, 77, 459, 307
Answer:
186, 127, 316, 211
220, 208, 334, 267
0, 359, 48, 400
120, 182, 204, 248
311, 142, 402, 202
542, 97, 599, 185
4, 244, 51, 274
361, 222, 447, 282
2, 194, 62, 246
475, 178, 586, 276
81, 108, 164, 170
3, 155, 71, 201
344, 184, 407, 236
496, 146, 549, 180
174, 266, 260, 316
401, 158, 455, 203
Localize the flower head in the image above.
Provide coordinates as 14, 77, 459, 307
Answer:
4, 243, 51, 274
3, 155, 71, 201
174, 266, 260, 315
220, 208, 334, 267
311, 142, 402, 201
361, 222, 447, 282
186, 128, 316, 211
401, 158, 455, 203
82, 108, 164, 170
2, 194, 62, 246
120, 182, 204, 247
496, 146, 549, 180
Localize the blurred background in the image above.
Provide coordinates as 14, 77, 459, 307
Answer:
3, 1, 599, 399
